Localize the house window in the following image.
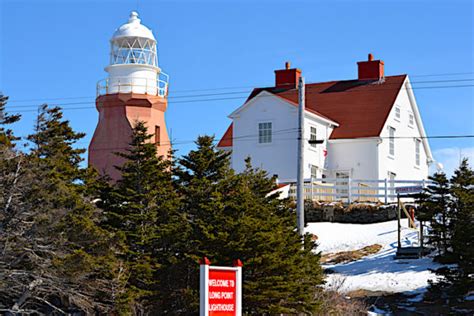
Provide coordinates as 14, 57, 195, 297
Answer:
311, 165, 318, 179
415, 138, 421, 166
395, 107, 401, 120
258, 122, 272, 144
388, 126, 395, 156
310, 126, 317, 148
409, 114, 414, 127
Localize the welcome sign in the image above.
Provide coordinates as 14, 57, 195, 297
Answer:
200, 257, 242, 316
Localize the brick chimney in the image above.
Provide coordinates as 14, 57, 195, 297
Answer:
357, 53, 384, 80
274, 61, 302, 89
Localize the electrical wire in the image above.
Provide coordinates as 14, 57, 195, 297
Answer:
5, 74, 474, 104
4, 81, 474, 113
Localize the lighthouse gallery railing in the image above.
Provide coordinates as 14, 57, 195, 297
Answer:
96, 73, 169, 98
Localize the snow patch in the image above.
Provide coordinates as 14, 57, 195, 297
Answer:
306, 220, 442, 293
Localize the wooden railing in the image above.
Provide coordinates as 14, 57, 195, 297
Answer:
287, 177, 429, 204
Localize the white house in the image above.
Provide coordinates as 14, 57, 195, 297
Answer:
217, 54, 433, 201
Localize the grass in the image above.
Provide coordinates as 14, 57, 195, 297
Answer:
321, 244, 383, 265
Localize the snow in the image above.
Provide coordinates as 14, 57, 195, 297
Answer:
367, 305, 393, 315
305, 220, 443, 293
465, 294, 474, 301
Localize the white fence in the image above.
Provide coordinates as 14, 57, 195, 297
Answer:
287, 178, 429, 204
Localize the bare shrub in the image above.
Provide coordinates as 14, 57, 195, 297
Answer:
315, 276, 367, 315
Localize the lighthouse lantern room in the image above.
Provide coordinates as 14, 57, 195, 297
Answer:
97, 11, 169, 97
89, 12, 171, 181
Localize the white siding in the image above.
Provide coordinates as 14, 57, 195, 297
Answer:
226, 77, 431, 185
326, 139, 379, 180
231, 94, 298, 179
378, 79, 430, 181
230, 93, 333, 180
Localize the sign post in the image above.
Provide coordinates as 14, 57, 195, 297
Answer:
200, 257, 242, 316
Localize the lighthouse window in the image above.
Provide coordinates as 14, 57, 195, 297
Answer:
155, 126, 161, 145
110, 38, 158, 67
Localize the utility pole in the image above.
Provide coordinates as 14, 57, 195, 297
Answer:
296, 76, 305, 236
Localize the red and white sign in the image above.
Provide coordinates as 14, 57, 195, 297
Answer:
200, 257, 242, 316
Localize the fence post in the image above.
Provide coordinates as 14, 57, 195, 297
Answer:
347, 177, 352, 204
384, 178, 388, 204
310, 178, 314, 202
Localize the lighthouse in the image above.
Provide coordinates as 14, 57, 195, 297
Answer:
89, 12, 170, 181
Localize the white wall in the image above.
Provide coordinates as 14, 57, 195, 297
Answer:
326, 139, 379, 180
228, 78, 431, 186
304, 115, 334, 179
378, 79, 430, 182
230, 93, 333, 180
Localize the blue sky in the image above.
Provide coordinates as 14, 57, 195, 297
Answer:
1, 0, 473, 175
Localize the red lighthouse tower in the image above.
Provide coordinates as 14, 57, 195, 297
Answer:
89, 12, 170, 181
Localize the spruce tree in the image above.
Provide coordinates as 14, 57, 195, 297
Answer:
222, 159, 324, 314
426, 160, 474, 305
176, 137, 324, 314
174, 136, 232, 312
0, 104, 120, 314
443, 159, 474, 297
0, 93, 22, 224
98, 121, 187, 313
0, 94, 21, 147
422, 172, 452, 259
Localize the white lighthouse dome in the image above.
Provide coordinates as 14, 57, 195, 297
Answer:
98, 11, 169, 97
112, 11, 156, 41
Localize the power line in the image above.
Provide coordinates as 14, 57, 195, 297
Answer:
409, 72, 474, 78
4, 82, 474, 113
15, 128, 474, 150
6, 75, 474, 104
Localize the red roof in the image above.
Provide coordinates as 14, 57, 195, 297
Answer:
217, 122, 233, 147
218, 75, 407, 147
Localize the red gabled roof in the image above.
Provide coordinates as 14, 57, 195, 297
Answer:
217, 122, 233, 147
217, 75, 407, 147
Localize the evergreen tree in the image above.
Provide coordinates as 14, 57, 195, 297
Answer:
421, 172, 452, 259
176, 136, 324, 314
174, 136, 233, 312
0, 94, 21, 147
0, 104, 120, 314
222, 159, 324, 314
98, 121, 187, 313
425, 159, 474, 304
0, 93, 22, 225
436, 159, 474, 297
450, 158, 474, 269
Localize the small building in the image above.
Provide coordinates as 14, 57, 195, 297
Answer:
218, 55, 433, 202
89, 12, 171, 181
